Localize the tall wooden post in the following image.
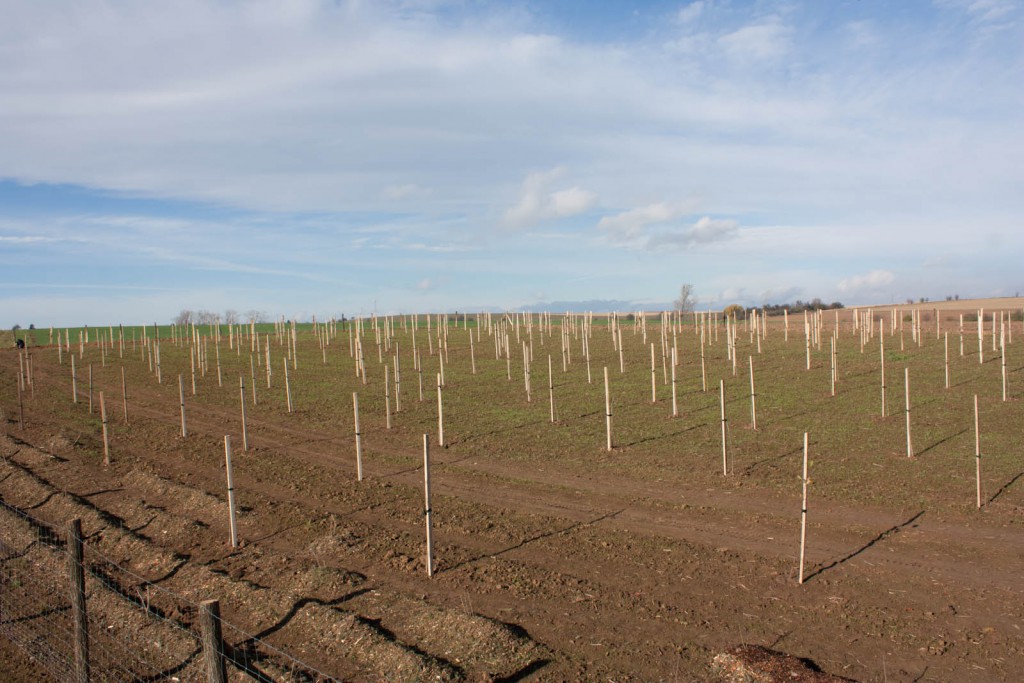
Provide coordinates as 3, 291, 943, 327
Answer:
121, 366, 129, 424
748, 356, 757, 430
199, 599, 227, 683
974, 395, 982, 509
100, 392, 110, 465
548, 355, 555, 423
67, 519, 90, 683
423, 434, 434, 577
284, 359, 293, 413
720, 379, 728, 475
604, 367, 613, 451
437, 374, 445, 447
239, 377, 249, 451
798, 433, 809, 584
224, 436, 238, 548
353, 392, 363, 481
904, 368, 913, 457
179, 374, 187, 438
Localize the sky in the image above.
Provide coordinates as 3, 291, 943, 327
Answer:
1, 0, 1022, 326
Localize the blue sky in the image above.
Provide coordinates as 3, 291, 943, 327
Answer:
1, 0, 1022, 326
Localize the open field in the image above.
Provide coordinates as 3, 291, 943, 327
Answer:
2, 303, 1022, 681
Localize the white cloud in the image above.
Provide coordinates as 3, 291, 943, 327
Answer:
598, 203, 737, 250
676, 1, 705, 24
647, 216, 739, 249
718, 18, 792, 62
502, 167, 597, 229
597, 201, 697, 240
837, 269, 896, 293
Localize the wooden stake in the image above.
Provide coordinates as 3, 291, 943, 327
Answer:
880, 334, 886, 417
17, 369, 25, 430
384, 364, 391, 429
548, 355, 555, 423
437, 374, 445, 447
650, 343, 657, 403
250, 355, 258, 405
604, 366, 613, 451
88, 364, 93, 413
224, 436, 238, 547
798, 432, 809, 584
353, 392, 363, 481
239, 377, 249, 451
829, 337, 836, 397
423, 434, 434, 577
100, 391, 110, 465
749, 356, 757, 430
671, 347, 678, 418
179, 374, 187, 438
121, 366, 128, 424
284, 358, 293, 413
944, 332, 950, 389
974, 395, 982, 509
618, 329, 624, 374
700, 344, 707, 392
720, 379, 728, 475
1001, 323, 1007, 401
904, 367, 912, 457
71, 355, 78, 403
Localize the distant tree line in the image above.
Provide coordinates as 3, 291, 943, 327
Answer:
722, 299, 845, 319
762, 299, 844, 316
173, 309, 268, 325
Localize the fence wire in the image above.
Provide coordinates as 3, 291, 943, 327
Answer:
0, 497, 342, 682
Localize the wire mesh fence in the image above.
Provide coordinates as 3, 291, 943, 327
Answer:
0, 497, 340, 682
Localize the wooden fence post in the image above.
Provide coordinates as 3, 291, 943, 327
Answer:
199, 599, 227, 683
67, 518, 90, 683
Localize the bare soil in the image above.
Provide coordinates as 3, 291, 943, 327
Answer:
1, 316, 1022, 682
